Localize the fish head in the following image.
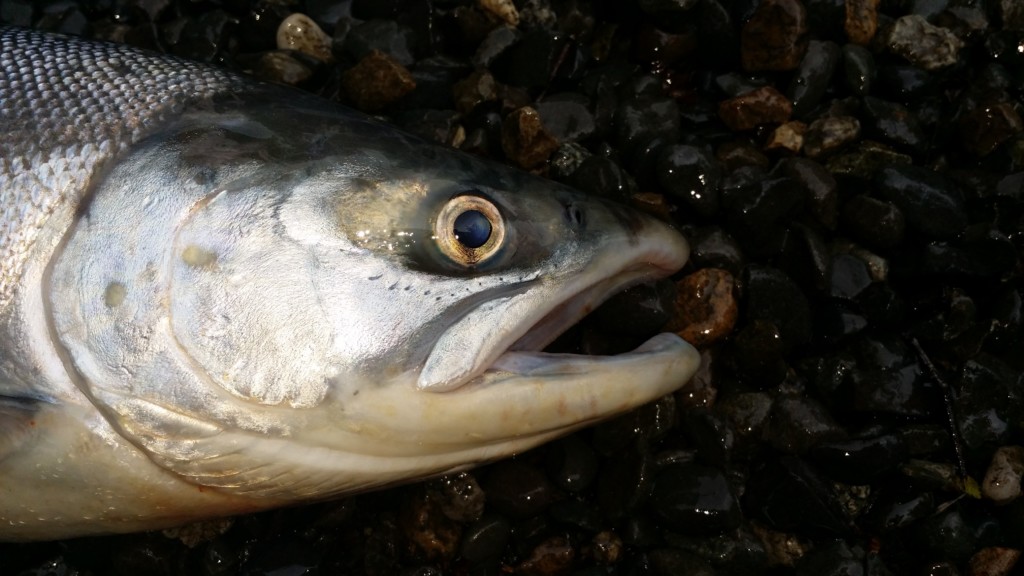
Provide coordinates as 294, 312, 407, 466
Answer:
52, 101, 701, 499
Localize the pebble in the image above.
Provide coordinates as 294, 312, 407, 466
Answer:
501, 106, 559, 170
811, 433, 907, 484
887, 14, 964, 70
788, 40, 840, 117
342, 49, 416, 111
649, 462, 742, 535
767, 120, 807, 154
844, 0, 878, 45
982, 446, 1024, 505
959, 101, 1023, 157
764, 395, 846, 455
842, 195, 905, 249
718, 86, 793, 131
479, 0, 519, 27
861, 96, 926, 151
276, 13, 333, 63
969, 547, 1021, 576
535, 92, 596, 143
516, 536, 575, 576
656, 144, 722, 218
741, 0, 810, 71
803, 115, 860, 157
744, 456, 850, 535
873, 165, 967, 239
459, 514, 511, 564
842, 44, 875, 95
666, 268, 738, 348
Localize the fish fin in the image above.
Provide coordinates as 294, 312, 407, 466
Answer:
0, 394, 43, 461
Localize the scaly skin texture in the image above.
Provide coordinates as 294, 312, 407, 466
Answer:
0, 28, 700, 540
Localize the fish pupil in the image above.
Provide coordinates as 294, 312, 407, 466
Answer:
453, 210, 491, 249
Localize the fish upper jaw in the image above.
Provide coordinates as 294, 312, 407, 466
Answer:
415, 212, 694, 394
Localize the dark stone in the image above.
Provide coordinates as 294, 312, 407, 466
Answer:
567, 155, 637, 202
649, 463, 742, 535
536, 92, 596, 143
876, 65, 934, 101
688, 227, 745, 276
795, 541, 865, 576
842, 43, 875, 96
614, 94, 681, 156
741, 0, 809, 71
481, 461, 556, 520
743, 456, 851, 536
861, 96, 926, 151
545, 435, 598, 493
743, 266, 813, 353
873, 165, 967, 239
842, 195, 905, 249
788, 40, 841, 118
763, 395, 846, 455
656, 144, 722, 219
811, 434, 907, 484
344, 19, 418, 66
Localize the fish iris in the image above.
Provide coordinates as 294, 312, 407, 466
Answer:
453, 210, 492, 248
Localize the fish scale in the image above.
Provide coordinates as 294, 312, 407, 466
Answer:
0, 26, 243, 310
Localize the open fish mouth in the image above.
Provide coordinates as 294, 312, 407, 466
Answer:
416, 226, 698, 395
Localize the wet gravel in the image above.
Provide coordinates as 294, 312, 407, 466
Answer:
2, 0, 1024, 575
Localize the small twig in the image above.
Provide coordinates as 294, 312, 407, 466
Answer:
909, 336, 967, 478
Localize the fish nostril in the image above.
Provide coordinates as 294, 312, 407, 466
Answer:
564, 202, 586, 229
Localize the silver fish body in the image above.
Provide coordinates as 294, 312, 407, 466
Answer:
0, 27, 700, 540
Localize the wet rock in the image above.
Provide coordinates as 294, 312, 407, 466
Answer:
788, 40, 841, 117
633, 22, 697, 69
516, 536, 575, 576
844, 0, 878, 45
887, 14, 963, 70
473, 24, 520, 68
501, 106, 559, 170
614, 94, 681, 156
460, 515, 511, 565
567, 156, 637, 202
842, 195, 905, 249
959, 102, 1024, 157
743, 266, 813, 354
494, 30, 586, 88
647, 549, 717, 576
276, 13, 333, 63
591, 530, 624, 564
782, 157, 839, 229
741, 0, 809, 71
718, 86, 793, 131
656, 144, 722, 218
744, 456, 851, 535
399, 488, 462, 561
717, 140, 771, 172
969, 547, 1021, 576
826, 141, 913, 180
982, 446, 1024, 505
863, 485, 935, 532
804, 115, 860, 157
435, 473, 486, 523
876, 65, 933, 101
861, 96, 926, 151
649, 462, 742, 535
342, 49, 416, 111
481, 461, 556, 520
453, 69, 498, 114
535, 92, 596, 143
795, 541, 865, 576
666, 268, 738, 348
251, 50, 317, 85
873, 165, 967, 239
850, 363, 933, 417
479, 0, 519, 27
688, 228, 745, 276
764, 395, 846, 455
842, 44, 875, 96
1003, 0, 1024, 31
545, 435, 598, 493
345, 18, 417, 66
916, 503, 999, 564
767, 121, 807, 154
811, 433, 907, 484
395, 109, 462, 146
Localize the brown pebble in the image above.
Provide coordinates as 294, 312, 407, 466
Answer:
844, 0, 879, 45
399, 487, 463, 561
591, 531, 623, 564
718, 86, 793, 132
667, 268, 738, 348
516, 535, 576, 576
959, 102, 1024, 157
741, 0, 809, 71
969, 547, 1021, 576
766, 121, 807, 154
453, 69, 498, 114
629, 192, 674, 222
803, 115, 860, 157
501, 107, 560, 170
342, 50, 416, 112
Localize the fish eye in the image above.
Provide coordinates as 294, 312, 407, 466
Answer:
434, 194, 505, 267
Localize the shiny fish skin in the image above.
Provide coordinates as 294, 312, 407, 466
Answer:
0, 27, 701, 540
